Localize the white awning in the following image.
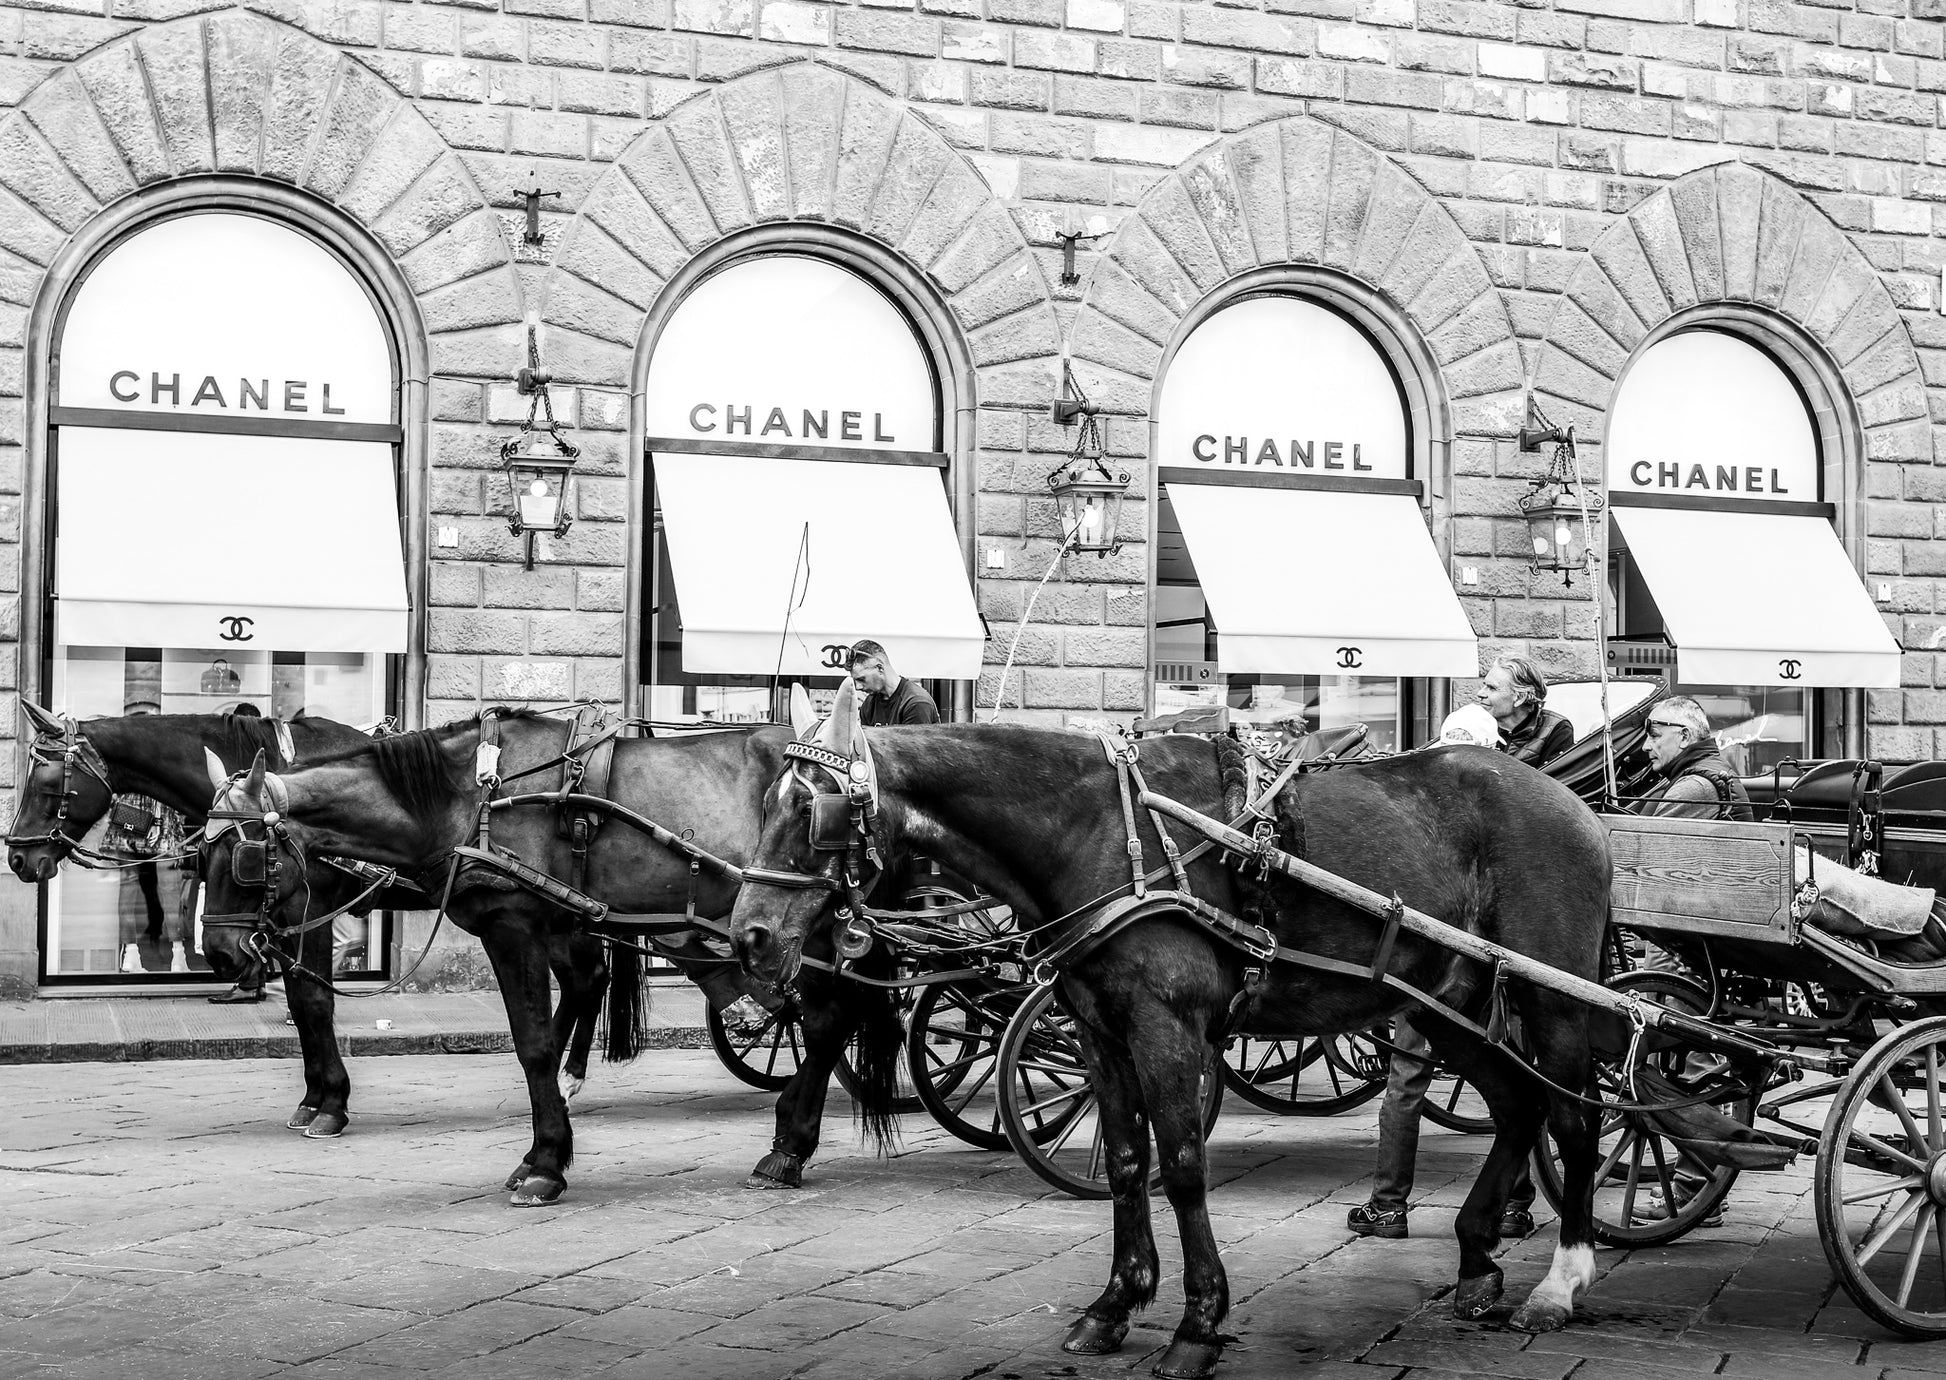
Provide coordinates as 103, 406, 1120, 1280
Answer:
1612, 505, 1899, 687
653, 452, 985, 679
55, 428, 408, 653
1166, 482, 1477, 677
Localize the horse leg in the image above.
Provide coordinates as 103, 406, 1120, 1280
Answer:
1418, 1013, 1557, 1324
1508, 997, 1599, 1334
1060, 1022, 1158, 1360
285, 926, 350, 1138
552, 934, 609, 1103
479, 918, 573, 1205
747, 979, 853, 1189
1127, 1016, 1227, 1380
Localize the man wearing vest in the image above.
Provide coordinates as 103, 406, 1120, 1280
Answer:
1643, 695, 1754, 821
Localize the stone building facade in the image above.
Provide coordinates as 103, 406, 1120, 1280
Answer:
0, 0, 1939, 992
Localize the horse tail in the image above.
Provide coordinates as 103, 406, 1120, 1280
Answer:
846, 960, 905, 1153
601, 936, 651, 1063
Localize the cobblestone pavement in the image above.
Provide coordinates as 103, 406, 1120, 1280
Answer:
2, 1051, 1942, 1380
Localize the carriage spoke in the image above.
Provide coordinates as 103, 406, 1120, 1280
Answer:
1621, 1129, 1647, 1224
1043, 1092, 1096, 1156
1644, 1124, 1681, 1220
1852, 1127, 1930, 1176
1016, 1080, 1092, 1121
1087, 1120, 1105, 1181
1596, 1126, 1637, 1186
1886, 1074, 1934, 1160
1930, 1047, 1942, 1155
1845, 1175, 1925, 1205
1897, 1202, 1937, 1309
944, 1061, 999, 1117
1855, 1191, 1926, 1268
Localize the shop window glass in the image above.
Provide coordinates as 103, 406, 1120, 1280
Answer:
42, 211, 403, 984
1606, 330, 1822, 770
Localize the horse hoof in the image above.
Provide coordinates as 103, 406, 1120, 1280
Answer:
1153, 1339, 1224, 1380
1509, 1299, 1572, 1334
1061, 1314, 1128, 1355
286, 1107, 319, 1130
560, 1074, 585, 1103
510, 1174, 566, 1207
745, 1149, 803, 1190
302, 1112, 348, 1139
503, 1160, 535, 1194
1453, 1267, 1505, 1321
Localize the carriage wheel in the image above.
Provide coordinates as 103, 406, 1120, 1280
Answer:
1221, 1030, 1387, 1115
996, 984, 1224, 1200
1815, 1014, 1946, 1339
706, 1001, 807, 1092
1533, 969, 1752, 1248
1422, 1066, 1494, 1135
906, 980, 1036, 1150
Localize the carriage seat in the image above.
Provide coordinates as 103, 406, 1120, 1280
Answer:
1742, 759, 1863, 821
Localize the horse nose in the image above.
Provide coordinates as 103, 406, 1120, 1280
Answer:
736, 922, 773, 972
6, 852, 23, 880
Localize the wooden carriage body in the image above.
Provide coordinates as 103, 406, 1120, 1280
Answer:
1607, 813, 1946, 997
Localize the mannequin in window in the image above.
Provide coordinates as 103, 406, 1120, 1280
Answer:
846, 640, 938, 727
1478, 655, 1574, 766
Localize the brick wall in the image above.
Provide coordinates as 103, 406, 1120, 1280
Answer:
0, 0, 1936, 771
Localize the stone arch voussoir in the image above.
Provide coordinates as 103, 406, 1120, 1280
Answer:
1532, 161, 1932, 466
1066, 113, 1524, 438
0, 10, 523, 386
541, 61, 1061, 399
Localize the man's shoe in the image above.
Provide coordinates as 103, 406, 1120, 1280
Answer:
1632, 1186, 1723, 1229
208, 987, 265, 1004
1498, 1206, 1536, 1239
1347, 1202, 1408, 1239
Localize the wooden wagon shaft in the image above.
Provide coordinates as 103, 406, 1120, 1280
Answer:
1139, 792, 1793, 1068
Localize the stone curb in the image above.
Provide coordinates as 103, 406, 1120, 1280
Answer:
0, 1025, 714, 1065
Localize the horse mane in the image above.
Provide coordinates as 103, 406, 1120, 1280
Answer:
369, 719, 477, 818
219, 711, 287, 766
1210, 734, 1251, 820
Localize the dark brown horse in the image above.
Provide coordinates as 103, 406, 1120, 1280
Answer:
197, 711, 904, 1204
730, 684, 1609, 1379
2, 705, 416, 1136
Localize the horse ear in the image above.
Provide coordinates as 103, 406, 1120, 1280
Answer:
203, 748, 229, 793
817, 679, 858, 751
243, 750, 267, 803
789, 683, 818, 740
21, 702, 63, 737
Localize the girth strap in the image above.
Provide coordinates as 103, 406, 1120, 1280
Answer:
450, 843, 609, 921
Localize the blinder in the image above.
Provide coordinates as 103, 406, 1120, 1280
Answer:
807, 794, 853, 852
231, 838, 269, 888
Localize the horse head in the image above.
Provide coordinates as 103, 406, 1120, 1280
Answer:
198, 749, 305, 983
731, 679, 880, 989
6, 704, 113, 882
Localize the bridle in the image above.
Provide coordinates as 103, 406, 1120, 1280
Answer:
200, 770, 398, 965
3, 720, 164, 867
737, 737, 887, 980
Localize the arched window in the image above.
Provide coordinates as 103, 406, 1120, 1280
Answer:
1151, 294, 1473, 751
1606, 327, 1895, 772
640, 253, 981, 723
43, 210, 407, 982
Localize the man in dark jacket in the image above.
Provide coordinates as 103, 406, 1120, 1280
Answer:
1480, 654, 1575, 766
847, 640, 939, 728
1643, 695, 1754, 821
1349, 656, 1574, 1243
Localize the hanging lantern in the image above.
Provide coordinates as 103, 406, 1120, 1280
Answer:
499, 324, 581, 570
1515, 402, 1602, 586
1047, 366, 1131, 557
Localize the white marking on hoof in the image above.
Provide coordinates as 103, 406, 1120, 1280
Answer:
560, 1074, 585, 1103
1517, 1242, 1593, 1326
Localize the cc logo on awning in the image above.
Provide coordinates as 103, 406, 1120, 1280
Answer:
819, 644, 851, 670
218, 616, 255, 643
1779, 658, 1802, 680
1335, 646, 1363, 669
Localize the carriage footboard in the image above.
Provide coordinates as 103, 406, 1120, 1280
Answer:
1607, 814, 1799, 943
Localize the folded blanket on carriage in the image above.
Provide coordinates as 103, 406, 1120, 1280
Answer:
1792, 846, 1946, 964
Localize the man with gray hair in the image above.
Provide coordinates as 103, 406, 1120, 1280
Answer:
1642, 694, 1753, 822
1477, 654, 1574, 767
